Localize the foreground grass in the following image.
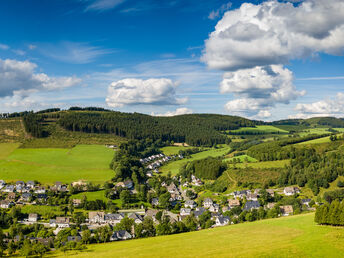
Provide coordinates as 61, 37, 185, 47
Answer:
0, 145, 115, 184
53, 213, 344, 257
160, 146, 231, 176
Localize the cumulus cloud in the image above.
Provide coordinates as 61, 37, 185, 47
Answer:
0, 59, 81, 98
151, 107, 193, 117
106, 78, 187, 107
202, 0, 344, 71
202, 0, 344, 117
292, 93, 344, 118
208, 2, 232, 20
221, 65, 305, 115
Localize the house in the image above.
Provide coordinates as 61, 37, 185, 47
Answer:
56, 217, 70, 228
246, 193, 258, 201
16, 181, 25, 188
67, 236, 81, 242
89, 212, 105, 224
243, 201, 260, 211
232, 190, 250, 199
110, 230, 132, 241
128, 213, 143, 224
71, 180, 87, 188
228, 199, 240, 208
3, 185, 14, 193
0, 200, 14, 209
28, 213, 38, 223
180, 208, 192, 216
145, 209, 159, 222
146, 171, 153, 177
26, 181, 35, 189
49, 219, 57, 227
254, 189, 262, 195
7, 192, 16, 200
151, 197, 159, 206
222, 206, 231, 212
21, 192, 32, 202
124, 179, 133, 189
115, 182, 125, 188
167, 183, 179, 194
169, 193, 182, 203
301, 199, 312, 207
72, 199, 82, 207
37, 194, 47, 201
34, 187, 46, 194
284, 187, 300, 196
104, 213, 124, 225
266, 203, 276, 209
193, 207, 206, 218
209, 203, 220, 213
216, 216, 230, 226
163, 210, 180, 223
203, 198, 213, 208
0, 180, 5, 189
266, 189, 275, 197
184, 200, 197, 209
52, 182, 68, 192
280, 205, 294, 216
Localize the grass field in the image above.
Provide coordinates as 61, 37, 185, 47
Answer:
72, 190, 107, 202
229, 125, 289, 134
298, 128, 331, 137
0, 142, 21, 160
223, 154, 257, 163
0, 144, 115, 184
228, 159, 289, 169
53, 213, 344, 258
160, 146, 198, 156
21, 205, 64, 219
296, 136, 331, 145
160, 146, 231, 176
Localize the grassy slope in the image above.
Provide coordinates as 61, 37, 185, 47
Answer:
160, 146, 231, 176
223, 154, 257, 163
160, 146, 197, 156
229, 125, 289, 134
53, 213, 344, 258
0, 144, 115, 184
228, 159, 289, 169
0, 143, 21, 160
296, 136, 331, 145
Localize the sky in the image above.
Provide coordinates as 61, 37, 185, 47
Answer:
1, 0, 344, 121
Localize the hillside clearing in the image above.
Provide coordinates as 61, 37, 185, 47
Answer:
160, 146, 231, 176
296, 136, 331, 145
52, 213, 344, 258
160, 146, 197, 156
229, 125, 289, 134
0, 145, 115, 184
228, 159, 289, 169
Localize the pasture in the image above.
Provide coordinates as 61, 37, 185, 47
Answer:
159, 146, 231, 176
53, 213, 344, 258
228, 159, 289, 169
72, 190, 107, 202
229, 125, 289, 134
160, 146, 197, 156
223, 154, 257, 163
0, 144, 115, 184
296, 136, 331, 145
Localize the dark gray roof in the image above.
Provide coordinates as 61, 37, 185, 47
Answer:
244, 201, 260, 211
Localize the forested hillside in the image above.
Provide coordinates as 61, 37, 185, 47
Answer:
57, 111, 259, 146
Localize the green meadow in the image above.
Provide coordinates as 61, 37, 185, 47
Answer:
0, 144, 115, 184
229, 125, 289, 134
160, 146, 231, 176
223, 154, 257, 163
296, 136, 331, 145
72, 190, 107, 202
227, 159, 289, 169
53, 213, 344, 258
160, 146, 197, 156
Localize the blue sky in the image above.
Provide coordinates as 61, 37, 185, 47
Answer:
1, 0, 344, 120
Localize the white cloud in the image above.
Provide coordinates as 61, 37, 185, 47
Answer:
0, 59, 81, 98
151, 107, 193, 117
293, 93, 344, 118
40, 41, 112, 64
221, 65, 305, 116
106, 78, 186, 107
85, 0, 125, 11
208, 2, 232, 20
257, 110, 271, 118
202, 0, 344, 71
0, 44, 9, 50
12, 49, 26, 56
202, 0, 344, 117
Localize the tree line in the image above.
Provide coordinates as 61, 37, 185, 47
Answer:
315, 199, 344, 226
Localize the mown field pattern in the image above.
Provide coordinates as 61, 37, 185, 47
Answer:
0, 144, 115, 184
53, 213, 344, 258
160, 146, 231, 176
